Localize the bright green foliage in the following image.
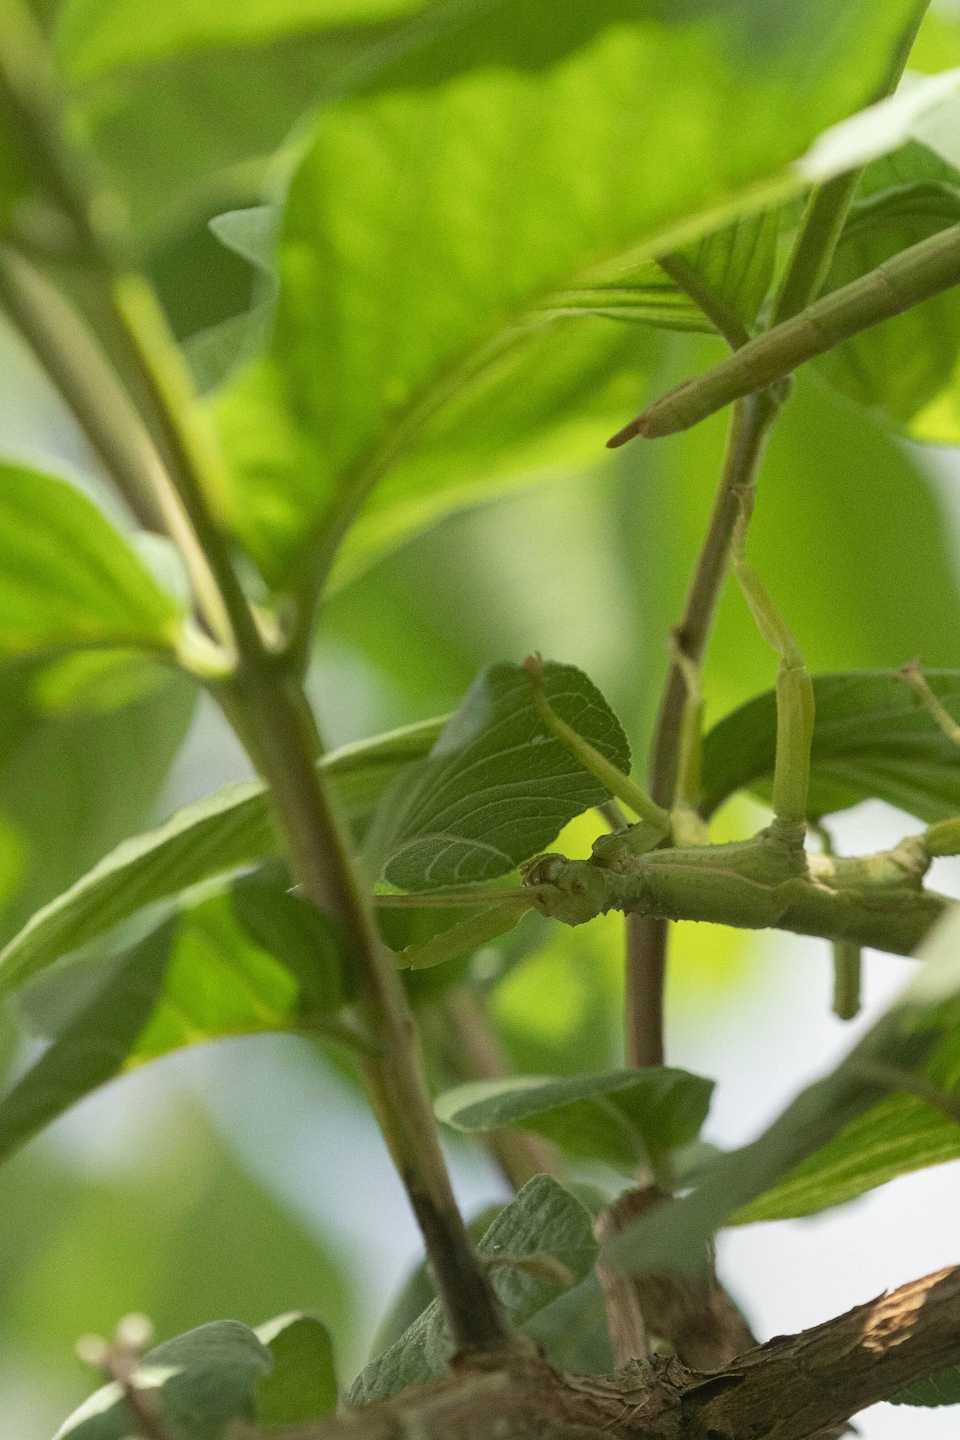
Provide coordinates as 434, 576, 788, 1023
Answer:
893, 1364, 960, 1406
701, 669, 960, 821
210, 0, 927, 599
363, 660, 630, 891
602, 912, 960, 1276
352, 1176, 597, 1404
55, 0, 430, 78
254, 1312, 338, 1429
55, 1319, 274, 1439
816, 142, 960, 424
554, 212, 781, 341
435, 1067, 714, 1174
0, 716, 444, 995
0, 465, 182, 661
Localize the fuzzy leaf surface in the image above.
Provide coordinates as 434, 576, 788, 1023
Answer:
55, 1319, 273, 1439
363, 661, 630, 891
351, 1176, 597, 1403
435, 1067, 714, 1174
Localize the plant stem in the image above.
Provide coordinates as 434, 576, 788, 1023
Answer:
624, 392, 780, 1067
224, 664, 511, 1351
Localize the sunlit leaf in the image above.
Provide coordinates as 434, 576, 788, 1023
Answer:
363, 660, 630, 891
211, 0, 928, 597
0, 464, 182, 662
351, 1175, 597, 1403
435, 1067, 714, 1174
815, 141, 960, 425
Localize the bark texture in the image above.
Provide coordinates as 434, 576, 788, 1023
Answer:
236, 1266, 960, 1440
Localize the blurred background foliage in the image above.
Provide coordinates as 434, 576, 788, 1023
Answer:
3, 1, 960, 1436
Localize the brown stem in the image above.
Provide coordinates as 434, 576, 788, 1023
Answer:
439, 987, 567, 1191
262, 1265, 960, 1440
626, 392, 780, 1067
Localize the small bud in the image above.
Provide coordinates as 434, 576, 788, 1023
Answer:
115, 1313, 154, 1353
76, 1334, 110, 1369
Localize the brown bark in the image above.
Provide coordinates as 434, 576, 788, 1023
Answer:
238, 1265, 960, 1440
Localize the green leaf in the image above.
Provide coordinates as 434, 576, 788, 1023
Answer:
351, 1175, 597, 1403
524, 1271, 614, 1376
56, 0, 429, 79
393, 899, 531, 971
4, 882, 355, 1158
600, 908, 960, 1278
435, 1067, 714, 1174
558, 210, 781, 340
363, 660, 630, 892
814, 141, 960, 425
232, 873, 358, 1014
0, 715, 444, 995
0, 921, 174, 1169
211, 0, 928, 597
254, 1313, 338, 1429
701, 669, 960, 822
0, 657, 195, 946
55, 1319, 273, 1440
892, 1365, 960, 1407
729, 995, 960, 1223
0, 464, 182, 661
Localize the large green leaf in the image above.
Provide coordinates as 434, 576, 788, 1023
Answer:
55, 1319, 274, 1440
56, 0, 430, 78
351, 1175, 597, 1404
701, 669, 960, 822
435, 1067, 714, 1174
0, 464, 182, 661
0, 715, 443, 994
362, 660, 630, 891
601, 908, 960, 1277
210, 0, 928, 598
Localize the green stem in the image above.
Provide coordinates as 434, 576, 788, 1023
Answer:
625, 391, 780, 1067
613, 220, 960, 442
771, 170, 864, 326
656, 251, 750, 350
